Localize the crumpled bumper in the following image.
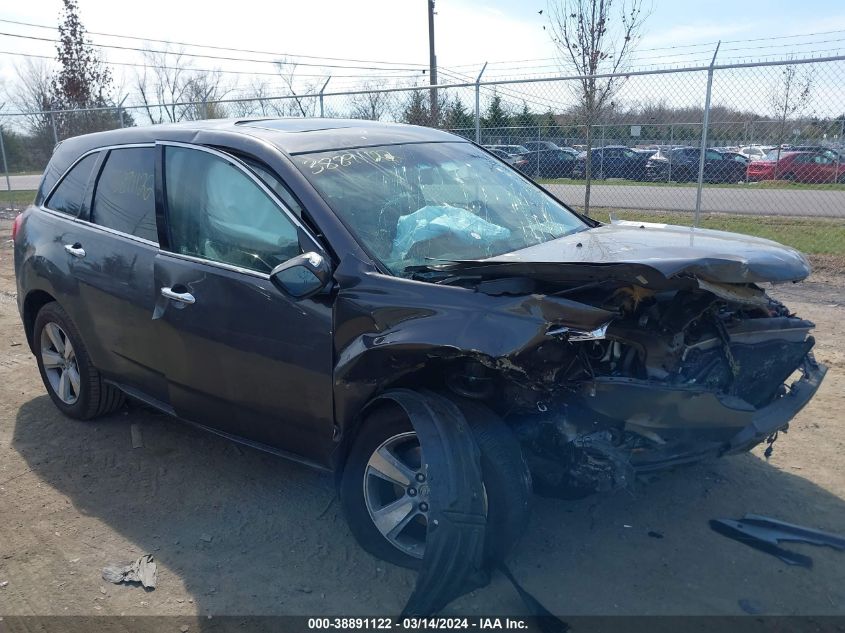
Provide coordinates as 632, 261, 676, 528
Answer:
723, 355, 827, 454
570, 354, 827, 473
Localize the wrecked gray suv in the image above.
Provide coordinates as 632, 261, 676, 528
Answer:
14, 119, 826, 600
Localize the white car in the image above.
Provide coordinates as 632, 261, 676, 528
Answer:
738, 145, 775, 161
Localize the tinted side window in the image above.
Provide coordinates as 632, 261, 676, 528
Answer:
241, 158, 304, 218
164, 146, 300, 274
45, 153, 98, 216
92, 148, 157, 243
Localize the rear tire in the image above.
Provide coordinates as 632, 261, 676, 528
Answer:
340, 396, 531, 569
34, 302, 125, 420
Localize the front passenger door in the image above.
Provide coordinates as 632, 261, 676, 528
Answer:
153, 143, 335, 465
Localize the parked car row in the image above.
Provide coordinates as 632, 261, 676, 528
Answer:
645, 147, 749, 184
483, 141, 844, 185
484, 142, 579, 178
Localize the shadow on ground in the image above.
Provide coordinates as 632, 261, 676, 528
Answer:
11, 395, 845, 623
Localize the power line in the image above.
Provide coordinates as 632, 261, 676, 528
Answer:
450, 37, 845, 75
446, 27, 845, 69
0, 49, 425, 81
0, 17, 428, 68
438, 67, 559, 112
0, 31, 428, 72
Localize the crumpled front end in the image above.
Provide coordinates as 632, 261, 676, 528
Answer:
332, 229, 826, 497
450, 275, 827, 496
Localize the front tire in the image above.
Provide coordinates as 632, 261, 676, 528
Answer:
34, 302, 125, 420
340, 397, 531, 569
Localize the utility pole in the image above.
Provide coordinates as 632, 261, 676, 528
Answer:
428, 0, 438, 125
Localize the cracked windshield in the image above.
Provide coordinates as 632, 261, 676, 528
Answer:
294, 142, 586, 274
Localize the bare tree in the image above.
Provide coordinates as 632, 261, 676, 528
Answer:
349, 82, 391, 121
547, 0, 649, 215
230, 80, 285, 117
135, 48, 192, 124
274, 58, 319, 117
181, 70, 229, 120
6, 59, 54, 135
135, 47, 230, 122
769, 64, 814, 179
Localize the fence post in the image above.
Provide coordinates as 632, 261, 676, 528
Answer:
0, 124, 12, 210
599, 124, 606, 178
50, 110, 59, 145
836, 118, 844, 183
474, 62, 487, 144
668, 123, 674, 182
694, 41, 721, 227
118, 94, 127, 128
319, 76, 331, 118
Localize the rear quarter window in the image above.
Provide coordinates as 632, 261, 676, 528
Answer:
45, 153, 99, 216
92, 147, 157, 243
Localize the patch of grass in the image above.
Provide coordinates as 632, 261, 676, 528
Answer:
2, 190, 37, 208
538, 177, 845, 191
581, 207, 845, 256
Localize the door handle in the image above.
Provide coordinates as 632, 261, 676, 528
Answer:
64, 243, 86, 258
161, 287, 196, 304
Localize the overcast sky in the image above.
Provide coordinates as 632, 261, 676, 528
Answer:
1, 0, 844, 117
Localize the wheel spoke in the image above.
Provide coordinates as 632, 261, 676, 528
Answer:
371, 495, 416, 538
58, 370, 70, 402
45, 323, 65, 355
63, 337, 75, 361
67, 365, 81, 397
367, 445, 415, 487
387, 505, 423, 540
41, 349, 63, 369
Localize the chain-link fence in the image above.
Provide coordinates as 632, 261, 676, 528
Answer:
2, 55, 845, 263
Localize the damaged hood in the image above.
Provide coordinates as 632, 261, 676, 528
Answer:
476, 221, 811, 284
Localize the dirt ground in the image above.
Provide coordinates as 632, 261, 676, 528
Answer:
0, 211, 844, 619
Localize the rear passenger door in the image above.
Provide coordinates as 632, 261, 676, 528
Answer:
71, 145, 168, 402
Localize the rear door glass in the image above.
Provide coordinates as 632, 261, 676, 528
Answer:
45, 153, 99, 216
91, 147, 157, 243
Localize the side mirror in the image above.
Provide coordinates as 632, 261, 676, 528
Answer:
269, 251, 332, 299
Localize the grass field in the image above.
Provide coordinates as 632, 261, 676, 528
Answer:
538, 177, 845, 191
585, 208, 845, 261
2, 190, 36, 207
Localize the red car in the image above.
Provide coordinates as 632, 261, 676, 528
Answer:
789, 150, 845, 184
746, 151, 809, 181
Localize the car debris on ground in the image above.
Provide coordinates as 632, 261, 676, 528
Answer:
101, 554, 157, 589
710, 514, 845, 568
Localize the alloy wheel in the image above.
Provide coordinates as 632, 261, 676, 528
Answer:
40, 322, 81, 405
363, 431, 430, 559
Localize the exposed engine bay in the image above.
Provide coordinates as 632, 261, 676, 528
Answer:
405, 261, 825, 497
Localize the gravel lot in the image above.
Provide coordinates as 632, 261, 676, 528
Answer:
1, 212, 844, 618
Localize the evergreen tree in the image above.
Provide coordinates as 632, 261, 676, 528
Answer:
513, 102, 538, 139
483, 92, 509, 130
444, 96, 474, 136
50, 0, 124, 138
402, 91, 431, 126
